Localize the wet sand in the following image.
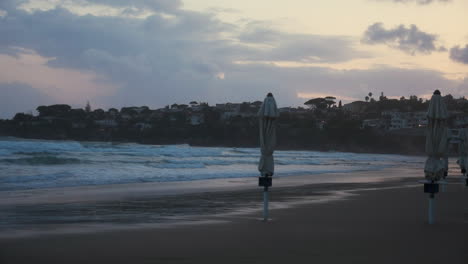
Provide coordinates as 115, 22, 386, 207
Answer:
1, 179, 467, 263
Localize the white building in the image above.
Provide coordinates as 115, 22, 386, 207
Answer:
454, 114, 468, 128
382, 111, 427, 130
189, 114, 204, 125
134, 123, 153, 130
362, 119, 381, 129
94, 119, 118, 128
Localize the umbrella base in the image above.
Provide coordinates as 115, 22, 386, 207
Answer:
259, 176, 272, 187
424, 183, 439, 194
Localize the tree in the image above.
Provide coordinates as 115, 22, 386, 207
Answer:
338, 100, 342, 108
324, 96, 337, 108
69, 108, 86, 119
365, 96, 369, 102
36, 104, 71, 117
379, 92, 387, 101
304, 98, 327, 110
85, 101, 91, 112
36, 106, 48, 116
13, 113, 33, 122
240, 102, 251, 113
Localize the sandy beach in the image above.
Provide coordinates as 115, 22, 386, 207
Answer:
1, 170, 467, 264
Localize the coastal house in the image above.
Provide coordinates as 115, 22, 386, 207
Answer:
189, 101, 203, 112
216, 103, 241, 113
389, 117, 407, 130
413, 112, 428, 128
361, 119, 382, 129
120, 114, 133, 120
317, 120, 326, 130
134, 122, 153, 131
343, 101, 367, 113
72, 122, 87, 129
94, 119, 118, 128
216, 103, 242, 120
189, 113, 205, 125
453, 113, 468, 128
382, 111, 428, 130
221, 111, 240, 120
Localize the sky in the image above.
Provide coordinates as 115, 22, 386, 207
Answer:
0, 0, 467, 118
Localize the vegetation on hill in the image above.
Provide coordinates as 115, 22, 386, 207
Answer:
0, 93, 466, 155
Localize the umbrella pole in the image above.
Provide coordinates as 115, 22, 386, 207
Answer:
263, 186, 269, 221
428, 193, 435, 224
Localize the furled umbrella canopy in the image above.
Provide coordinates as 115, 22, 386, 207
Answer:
424, 90, 449, 181
258, 93, 279, 176
457, 128, 468, 172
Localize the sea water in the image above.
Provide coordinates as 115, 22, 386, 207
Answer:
0, 137, 425, 192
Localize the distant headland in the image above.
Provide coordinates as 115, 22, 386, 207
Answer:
1, 93, 467, 155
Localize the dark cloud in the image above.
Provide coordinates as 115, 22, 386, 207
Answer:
215, 63, 463, 106
84, 0, 181, 12
239, 23, 367, 63
362, 23, 445, 55
0, 82, 53, 118
0, 0, 463, 117
0, 1, 369, 110
449, 44, 468, 64
375, 0, 451, 5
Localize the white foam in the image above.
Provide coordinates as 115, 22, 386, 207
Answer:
0, 137, 426, 191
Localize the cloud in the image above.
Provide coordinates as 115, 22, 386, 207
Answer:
375, 0, 451, 5
449, 44, 468, 64
0, 1, 369, 109
15, 0, 181, 16
0, 0, 463, 118
0, 82, 53, 118
83, 0, 181, 12
217, 63, 464, 106
0, 50, 117, 104
362, 23, 446, 55
238, 23, 367, 63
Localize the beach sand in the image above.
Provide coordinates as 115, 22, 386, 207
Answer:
1, 175, 467, 264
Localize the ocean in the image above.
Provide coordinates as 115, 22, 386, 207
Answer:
0, 137, 425, 192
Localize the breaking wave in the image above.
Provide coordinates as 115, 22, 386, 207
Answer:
0, 137, 425, 191
0, 156, 83, 165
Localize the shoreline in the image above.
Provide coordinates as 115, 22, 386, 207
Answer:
0, 167, 422, 206
0, 135, 427, 156
0, 167, 427, 240
1, 181, 466, 263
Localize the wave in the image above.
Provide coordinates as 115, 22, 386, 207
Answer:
0, 138, 427, 192
0, 156, 84, 165
13, 151, 56, 156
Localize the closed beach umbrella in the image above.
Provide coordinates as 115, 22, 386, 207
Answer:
458, 128, 468, 172
258, 93, 279, 176
424, 90, 449, 182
